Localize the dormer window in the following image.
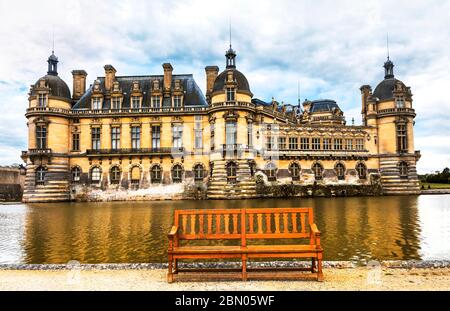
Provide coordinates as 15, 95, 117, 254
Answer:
111, 97, 121, 109
174, 80, 181, 90
151, 96, 161, 108
173, 95, 182, 108
153, 80, 160, 90
396, 97, 405, 108
226, 88, 236, 102
131, 96, 141, 109
92, 97, 102, 110
132, 81, 140, 91
38, 93, 47, 107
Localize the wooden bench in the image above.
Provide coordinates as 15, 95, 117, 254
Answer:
167, 208, 323, 282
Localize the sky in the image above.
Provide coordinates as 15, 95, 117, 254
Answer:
0, 0, 448, 173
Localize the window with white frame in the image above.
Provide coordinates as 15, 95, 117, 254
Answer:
226, 88, 236, 102
131, 126, 141, 149
111, 127, 120, 150
91, 128, 101, 150
38, 94, 47, 107
151, 96, 161, 108
345, 139, 353, 151
131, 96, 140, 109
312, 138, 321, 150
396, 97, 405, 108
151, 125, 161, 149
289, 137, 298, 150
278, 137, 286, 150
172, 124, 183, 148
173, 95, 182, 108
194, 116, 202, 149
91, 167, 101, 183
92, 97, 102, 110
323, 138, 331, 150
36, 125, 47, 149
111, 97, 121, 109
300, 138, 309, 150
71, 167, 81, 182
355, 138, 364, 151
334, 138, 343, 150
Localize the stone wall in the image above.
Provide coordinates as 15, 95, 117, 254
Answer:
0, 166, 25, 201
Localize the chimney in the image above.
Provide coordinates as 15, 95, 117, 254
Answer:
104, 65, 117, 91
205, 66, 219, 100
162, 63, 173, 92
72, 70, 88, 100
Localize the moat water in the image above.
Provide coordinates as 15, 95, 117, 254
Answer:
0, 195, 449, 264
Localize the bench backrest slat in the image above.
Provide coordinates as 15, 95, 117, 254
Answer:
174, 208, 313, 240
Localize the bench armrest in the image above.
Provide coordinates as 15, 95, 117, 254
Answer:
168, 226, 179, 239
310, 223, 321, 247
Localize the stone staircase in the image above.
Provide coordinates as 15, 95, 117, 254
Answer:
207, 159, 257, 199
379, 157, 421, 195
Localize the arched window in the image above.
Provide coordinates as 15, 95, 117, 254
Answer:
130, 166, 141, 185
150, 165, 162, 184
172, 164, 183, 183
71, 166, 81, 182
312, 163, 323, 180
399, 162, 409, 179
266, 162, 277, 181
356, 163, 367, 180
36, 166, 46, 185
110, 166, 121, 184
335, 163, 345, 180
226, 162, 237, 183
91, 167, 101, 183
289, 163, 301, 181
193, 164, 205, 181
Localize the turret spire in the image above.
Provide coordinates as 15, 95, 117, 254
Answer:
225, 21, 236, 69
383, 34, 394, 79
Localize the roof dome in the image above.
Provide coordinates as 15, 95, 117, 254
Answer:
32, 74, 71, 100
212, 68, 251, 94
373, 78, 405, 101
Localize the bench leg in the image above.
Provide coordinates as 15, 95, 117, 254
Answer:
167, 254, 174, 283
311, 258, 316, 273
242, 255, 248, 282
174, 259, 179, 274
317, 254, 324, 282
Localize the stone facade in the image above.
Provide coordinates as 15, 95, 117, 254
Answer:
21, 46, 421, 202
0, 166, 25, 201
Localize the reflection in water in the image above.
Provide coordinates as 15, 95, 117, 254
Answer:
0, 195, 447, 264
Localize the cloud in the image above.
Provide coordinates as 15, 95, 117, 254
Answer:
0, 0, 449, 173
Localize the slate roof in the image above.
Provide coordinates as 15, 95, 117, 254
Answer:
212, 68, 251, 95
72, 74, 207, 110
32, 75, 71, 100
373, 78, 405, 101
310, 100, 341, 113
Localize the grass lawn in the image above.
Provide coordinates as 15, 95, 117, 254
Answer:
420, 182, 450, 189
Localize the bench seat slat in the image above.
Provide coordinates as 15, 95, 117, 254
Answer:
172, 245, 242, 254
246, 233, 309, 239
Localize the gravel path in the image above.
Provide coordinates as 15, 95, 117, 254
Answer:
0, 267, 448, 291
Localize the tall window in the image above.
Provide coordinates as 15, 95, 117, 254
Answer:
131, 126, 141, 149
266, 136, 274, 150
247, 123, 253, 148
323, 138, 331, 150
396, 97, 405, 108
150, 165, 162, 184
131, 166, 141, 185
194, 164, 204, 181
131, 96, 140, 109
289, 137, 298, 150
335, 163, 345, 180
72, 133, 80, 151
289, 163, 301, 181
225, 121, 237, 146
210, 122, 215, 150
172, 124, 183, 148
110, 166, 121, 184
397, 124, 407, 152
151, 125, 161, 149
36, 125, 47, 149
194, 116, 202, 149
226, 88, 235, 102
92, 97, 102, 110
300, 138, 309, 150
334, 138, 343, 150
356, 163, 367, 179
111, 97, 121, 109
172, 164, 183, 183
399, 162, 409, 179
91, 128, 101, 150
38, 94, 47, 107
151, 96, 161, 108
278, 137, 286, 150
312, 138, 321, 150
355, 139, 364, 151
345, 139, 353, 151
226, 162, 237, 183
173, 95, 182, 108
91, 167, 101, 183
111, 127, 120, 150
312, 163, 323, 180
71, 166, 81, 182
266, 163, 277, 181
35, 166, 46, 185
